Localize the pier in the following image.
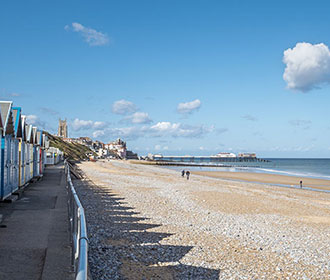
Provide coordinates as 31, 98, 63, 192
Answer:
152, 155, 270, 163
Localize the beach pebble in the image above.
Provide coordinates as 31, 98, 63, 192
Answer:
73, 160, 330, 279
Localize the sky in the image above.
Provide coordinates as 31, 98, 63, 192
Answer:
1, 0, 330, 157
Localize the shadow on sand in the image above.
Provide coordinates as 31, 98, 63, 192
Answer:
73, 177, 220, 279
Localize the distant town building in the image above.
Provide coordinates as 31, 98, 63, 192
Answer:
58, 119, 68, 138
126, 150, 138, 160
105, 138, 127, 159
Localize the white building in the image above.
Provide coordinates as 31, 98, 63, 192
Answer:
213, 152, 237, 158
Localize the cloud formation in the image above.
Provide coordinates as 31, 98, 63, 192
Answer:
150, 122, 213, 138
112, 100, 137, 115
283, 42, 330, 92
124, 112, 152, 124
289, 119, 312, 130
177, 99, 201, 114
26, 114, 47, 129
242, 114, 258, 121
72, 118, 107, 131
92, 122, 213, 140
65, 22, 109, 46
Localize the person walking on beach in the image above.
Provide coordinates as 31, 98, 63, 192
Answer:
300, 180, 303, 188
186, 170, 190, 180
181, 170, 185, 177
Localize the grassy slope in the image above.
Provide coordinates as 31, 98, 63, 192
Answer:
45, 132, 95, 160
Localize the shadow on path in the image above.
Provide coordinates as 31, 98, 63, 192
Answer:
73, 177, 220, 279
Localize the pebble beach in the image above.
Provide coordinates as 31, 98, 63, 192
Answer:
74, 160, 330, 279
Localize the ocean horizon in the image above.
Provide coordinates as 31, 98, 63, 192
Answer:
159, 158, 330, 180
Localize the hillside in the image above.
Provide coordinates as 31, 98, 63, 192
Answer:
45, 132, 95, 160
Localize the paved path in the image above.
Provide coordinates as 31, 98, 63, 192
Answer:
0, 164, 74, 280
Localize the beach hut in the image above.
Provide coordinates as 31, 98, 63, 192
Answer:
20, 116, 28, 186
36, 130, 42, 176
32, 126, 38, 177
40, 133, 48, 174
19, 114, 27, 187
0, 110, 2, 195
11, 107, 22, 191
0, 101, 15, 200
25, 124, 34, 181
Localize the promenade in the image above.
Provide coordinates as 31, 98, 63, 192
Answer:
0, 164, 73, 280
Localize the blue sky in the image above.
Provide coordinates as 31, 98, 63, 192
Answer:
1, 0, 330, 157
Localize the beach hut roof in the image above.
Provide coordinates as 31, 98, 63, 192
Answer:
32, 126, 38, 144
26, 124, 33, 143
37, 130, 42, 146
12, 107, 23, 138
21, 115, 27, 141
0, 101, 14, 136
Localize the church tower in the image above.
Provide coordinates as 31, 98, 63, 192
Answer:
58, 119, 68, 138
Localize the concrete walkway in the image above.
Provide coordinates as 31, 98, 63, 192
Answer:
0, 164, 74, 280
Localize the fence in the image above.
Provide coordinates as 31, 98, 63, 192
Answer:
65, 161, 89, 280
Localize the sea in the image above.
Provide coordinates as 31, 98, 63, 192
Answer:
161, 158, 330, 181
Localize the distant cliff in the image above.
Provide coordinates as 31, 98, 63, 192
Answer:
45, 132, 95, 160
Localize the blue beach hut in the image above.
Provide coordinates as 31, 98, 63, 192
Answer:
32, 126, 38, 177
11, 107, 22, 191
0, 101, 15, 200
19, 115, 28, 186
25, 124, 33, 181
36, 130, 42, 176
0, 111, 2, 192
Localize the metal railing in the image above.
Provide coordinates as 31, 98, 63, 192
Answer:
65, 161, 89, 280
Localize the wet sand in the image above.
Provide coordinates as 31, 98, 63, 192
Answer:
193, 171, 330, 191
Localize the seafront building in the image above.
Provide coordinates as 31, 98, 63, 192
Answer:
63, 136, 137, 160
213, 152, 237, 158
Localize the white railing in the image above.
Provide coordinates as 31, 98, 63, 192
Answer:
65, 161, 89, 280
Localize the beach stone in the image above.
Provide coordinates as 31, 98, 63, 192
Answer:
73, 160, 330, 279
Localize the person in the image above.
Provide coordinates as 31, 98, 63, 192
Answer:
300, 180, 303, 188
186, 170, 190, 180
181, 170, 185, 177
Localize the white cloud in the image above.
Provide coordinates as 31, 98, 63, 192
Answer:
112, 100, 137, 115
242, 114, 258, 121
283, 42, 330, 92
177, 99, 201, 114
92, 121, 213, 141
154, 145, 169, 151
10, 92, 20, 97
93, 130, 105, 138
72, 118, 107, 131
109, 126, 147, 140
124, 112, 152, 124
150, 121, 213, 138
93, 121, 107, 129
65, 22, 109, 46
26, 115, 47, 129
289, 119, 312, 130
26, 115, 38, 125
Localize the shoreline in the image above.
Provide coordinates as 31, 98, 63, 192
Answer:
129, 159, 330, 191
193, 170, 330, 192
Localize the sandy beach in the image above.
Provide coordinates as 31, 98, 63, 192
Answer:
193, 171, 330, 192
74, 160, 330, 279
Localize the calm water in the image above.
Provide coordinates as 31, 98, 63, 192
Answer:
162, 158, 330, 180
